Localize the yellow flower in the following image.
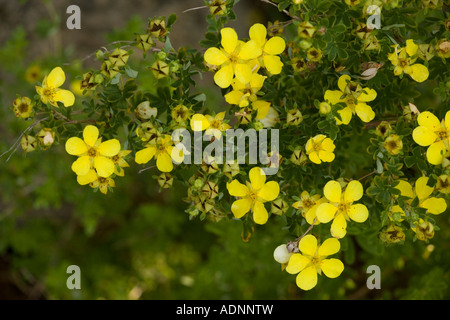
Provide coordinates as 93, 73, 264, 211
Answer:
375, 121, 392, 138
395, 177, 447, 215
436, 175, 450, 194
12, 96, 33, 119
135, 135, 184, 173
316, 180, 369, 238
71, 80, 84, 97
224, 73, 266, 108
226, 167, 280, 225
25, 65, 42, 84
204, 27, 261, 88
384, 134, 403, 155
65, 125, 121, 178
412, 111, 450, 165
77, 169, 115, 195
324, 75, 377, 125
388, 40, 429, 83
306, 48, 323, 62
286, 235, 344, 290
171, 104, 193, 124
36, 67, 75, 107
412, 218, 435, 241
111, 150, 132, 176
292, 191, 326, 225
247, 23, 286, 75
305, 134, 336, 164
190, 112, 231, 138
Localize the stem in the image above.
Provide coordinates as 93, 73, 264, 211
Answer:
358, 170, 377, 182
259, 0, 301, 21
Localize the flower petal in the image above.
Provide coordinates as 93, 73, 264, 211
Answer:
249, 167, 266, 191
299, 234, 317, 256
344, 180, 363, 203
263, 55, 283, 75
224, 90, 245, 105
348, 204, 369, 223
214, 64, 234, 88
286, 253, 310, 275
338, 75, 351, 92
318, 238, 341, 257
296, 266, 318, 291
234, 63, 253, 84
316, 203, 338, 223
71, 156, 91, 176
355, 103, 375, 123
47, 67, 65, 88
336, 106, 353, 125
324, 180, 342, 203
221, 28, 238, 54
320, 258, 344, 278
415, 177, 434, 201
227, 180, 250, 197
308, 151, 321, 164
420, 197, 447, 215
406, 39, 418, 56
418, 111, 441, 131
249, 23, 267, 48
54, 89, 75, 107
77, 169, 97, 186
253, 100, 271, 120
231, 198, 252, 219
239, 40, 262, 60
264, 36, 286, 55
408, 64, 429, 83
324, 90, 344, 105
65, 137, 88, 156
94, 156, 115, 178
135, 146, 157, 164
98, 139, 121, 157
83, 125, 99, 147
426, 141, 446, 165
395, 180, 415, 198
412, 126, 438, 147
156, 151, 174, 172
190, 114, 210, 131
318, 150, 335, 163
330, 213, 347, 239
358, 88, 377, 102
204, 47, 228, 66
253, 200, 269, 225
258, 181, 280, 202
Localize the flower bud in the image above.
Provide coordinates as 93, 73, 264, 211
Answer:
291, 149, 307, 165
319, 102, 331, 114
207, 0, 227, 16
37, 128, 55, 148
375, 121, 392, 138
20, 135, 37, 153
273, 244, 293, 264
271, 198, 289, 216
148, 19, 168, 38
150, 60, 170, 79
201, 181, 219, 199
414, 220, 435, 241
287, 109, 303, 126
158, 173, 173, 189
223, 163, 240, 179
136, 34, 154, 52
109, 48, 129, 68
136, 122, 160, 143
135, 101, 158, 120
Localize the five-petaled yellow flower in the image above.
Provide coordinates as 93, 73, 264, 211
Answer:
224, 73, 266, 108
204, 27, 261, 88
388, 39, 429, 83
135, 135, 184, 173
286, 235, 344, 290
316, 180, 369, 238
292, 191, 326, 225
227, 167, 280, 225
36, 67, 75, 107
305, 134, 336, 164
324, 75, 377, 125
246, 23, 286, 75
412, 110, 450, 165
190, 112, 232, 138
66, 125, 121, 178
77, 169, 116, 195
395, 177, 447, 215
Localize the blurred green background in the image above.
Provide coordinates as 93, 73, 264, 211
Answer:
0, 0, 449, 300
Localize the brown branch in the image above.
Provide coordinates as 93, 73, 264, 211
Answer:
259, 0, 301, 21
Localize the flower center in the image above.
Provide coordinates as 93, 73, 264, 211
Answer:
88, 147, 97, 157
18, 103, 29, 113
398, 59, 409, 68
338, 202, 350, 214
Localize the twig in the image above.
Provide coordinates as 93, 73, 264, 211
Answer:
358, 170, 377, 182
138, 165, 156, 174
0, 117, 50, 162
183, 6, 208, 13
